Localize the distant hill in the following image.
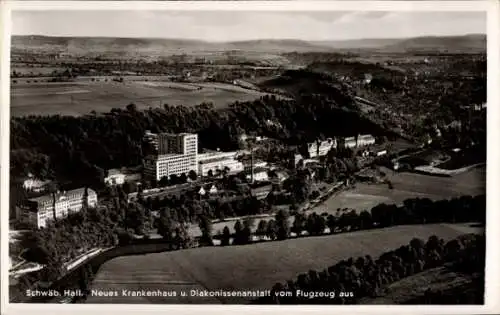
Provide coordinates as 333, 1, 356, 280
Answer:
11, 36, 333, 56
12, 34, 486, 57
380, 34, 486, 53
314, 34, 486, 53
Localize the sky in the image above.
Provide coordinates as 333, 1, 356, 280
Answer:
12, 11, 486, 41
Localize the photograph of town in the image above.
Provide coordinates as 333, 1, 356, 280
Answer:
8, 8, 486, 305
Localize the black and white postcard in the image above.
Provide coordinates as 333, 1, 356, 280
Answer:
1, 1, 499, 315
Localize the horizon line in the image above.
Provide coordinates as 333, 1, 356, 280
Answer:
11, 33, 487, 44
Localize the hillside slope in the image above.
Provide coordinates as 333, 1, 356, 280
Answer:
12, 34, 486, 56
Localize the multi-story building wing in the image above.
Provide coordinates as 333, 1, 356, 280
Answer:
158, 133, 198, 156
342, 134, 376, 149
144, 133, 201, 181
197, 151, 244, 177
357, 134, 376, 147
308, 138, 337, 158
17, 188, 98, 229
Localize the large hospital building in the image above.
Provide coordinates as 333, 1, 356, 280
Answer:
143, 132, 245, 181
143, 133, 199, 181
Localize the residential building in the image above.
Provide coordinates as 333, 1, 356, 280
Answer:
269, 170, 289, 183
343, 134, 376, 148
364, 73, 373, 84
104, 168, 142, 186
243, 160, 267, 172
104, 169, 126, 186
22, 177, 52, 193
250, 182, 273, 200
198, 184, 219, 197
357, 134, 376, 147
344, 136, 358, 148
376, 150, 387, 157
198, 187, 207, 196
308, 138, 337, 158
294, 154, 304, 167
197, 151, 244, 177
17, 188, 97, 229
245, 167, 269, 182
143, 133, 198, 181
209, 185, 218, 195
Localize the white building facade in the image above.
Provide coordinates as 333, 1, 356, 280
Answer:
197, 151, 244, 177
17, 188, 98, 229
344, 134, 376, 148
143, 133, 199, 181
104, 169, 126, 186
308, 138, 337, 158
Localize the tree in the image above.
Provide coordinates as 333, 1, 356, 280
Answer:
292, 213, 306, 235
233, 220, 243, 245
221, 226, 231, 246
242, 218, 254, 244
174, 223, 192, 249
158, 176, 169, 187
198, 215, 213, 246
256, 220, 268, 240
266, 219, 278, 241
188, 170, 198, 181
326, 214, 337, 234
157, 212, 176, 244
179, 173, 188, 184
170, 174, 179, 185
275, 210, 290, 240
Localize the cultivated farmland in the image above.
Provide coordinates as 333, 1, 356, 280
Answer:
310, 166, 485, 216
10, 80, 269, 117
86, 223, 482, 304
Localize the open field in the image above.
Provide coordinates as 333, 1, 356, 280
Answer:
310, 166, 485, 215
86, 223, 481, 304
190, 166, 485, 237
10, 80, 269, 116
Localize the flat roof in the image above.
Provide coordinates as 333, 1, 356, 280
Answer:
199, 156, 239, 164
29, 188, 96, 204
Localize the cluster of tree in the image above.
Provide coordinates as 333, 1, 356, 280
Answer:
307, 60, 403, 83
155, 209, 194, 250
216, 194, 485, 247
258, 233, 484, 304
290, 194, 485, 235
218, 210, 291, 245
155, 170, 198, 187
261, 70, 356, 107
139, 190, 271, 223
11, 83, 385, 189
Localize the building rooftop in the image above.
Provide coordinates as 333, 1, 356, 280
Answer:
198, 151, 238, 162
244, 167, 268, 173
199, 155, 238, 164
29, 188, 96, 205
146, 153, 184, 161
